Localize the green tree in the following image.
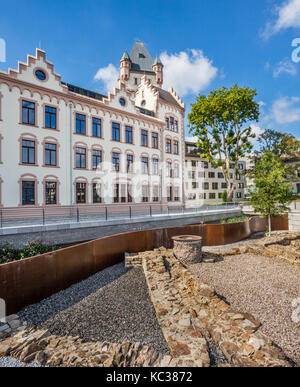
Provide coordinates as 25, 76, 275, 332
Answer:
247, 151, 294, 235
188, 84, 259, 202
256, 129, 300, 159
221, 190, 227, 203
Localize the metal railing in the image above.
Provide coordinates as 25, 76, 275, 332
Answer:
0, 202, 242, 229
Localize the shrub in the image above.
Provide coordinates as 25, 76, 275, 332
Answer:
220, 216, 248, 224
0, 241, 58, 264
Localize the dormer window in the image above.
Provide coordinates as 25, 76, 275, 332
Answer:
141, 100, 146, 106
35, 70, 46, 81
139, 53, 146, 58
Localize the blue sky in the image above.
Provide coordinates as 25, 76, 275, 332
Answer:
0, 0, 300, 139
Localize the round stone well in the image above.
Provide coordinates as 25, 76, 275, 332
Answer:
171, 235, 203, 265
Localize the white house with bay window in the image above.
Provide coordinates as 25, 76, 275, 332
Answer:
0, 42, 185, 210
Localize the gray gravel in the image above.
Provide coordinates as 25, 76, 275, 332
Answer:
19, 263, 169, 354
190, 251, 300, 365
0, 357, 42, 367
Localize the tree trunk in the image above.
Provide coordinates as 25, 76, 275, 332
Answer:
268, 214, 272, 236
227, 190, 233, 203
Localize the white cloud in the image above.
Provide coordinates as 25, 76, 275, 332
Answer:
94, 63, 119, 93
263, 0, 300, 39
273, 58, 298, 77
272, 96, 300, 124
250, 124, 264, 138
161, 49, 218, 97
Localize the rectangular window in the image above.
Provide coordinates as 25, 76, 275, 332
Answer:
76, 183, 86, 203
165, 117, 169, 129
76, 114, 86, 135
167, 162, 172, 177
192, 182, 198, 189
191, 160, 198, 167
141, 156, 149, 174
92, 118, 101, 138
236, 192, 242, 198
152, 132, 158, 149
45, 106, 56, 129
22, 140, 35, 164
45, 143, 57, 166
45, 182, 57, 205
127, 154, 133, 173
114, 183, 119, 203
188, 171, 195, 179
141, 130, 148, 146
174, 163, 179, 178
202, 161, 208, 168
203, 182, 209, 190
170, 117, 174, 130
142, 185, 149, 202
175, 120, 178, 132
125, 126, 133, 144
112, 152, 120, 171
166, 139, 172, 153
22, 101, 35, 125
174, 187, 179, 201
212, 182, 218, 190
22, 181, 35, 205
112, 122, 120, 141
93, 183, 102, 203
218, 172, 224, 178
92, 149, 102, 169
209, 193, 216, 199
238, 183, 244, 189
218, 193, 222, 199
167, 186, 173, 201
198, 171, 205, 178
221, 182, 227, 189
153, 186, 159, 202
173, 141, 179, 155
238, 163, 244, 170
76, 147, 86, 169
208, 172, 215, 178
152, 158, 159, 175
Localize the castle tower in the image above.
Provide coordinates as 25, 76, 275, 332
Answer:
152, 56, 163, 87
120, 50, 131, 82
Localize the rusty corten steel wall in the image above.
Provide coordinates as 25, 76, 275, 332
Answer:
0, 215, 288, 315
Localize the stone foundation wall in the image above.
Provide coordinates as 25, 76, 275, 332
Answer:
141, 248, 293, 367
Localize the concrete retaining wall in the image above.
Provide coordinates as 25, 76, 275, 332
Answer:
0, 215, 288, 315
289, 212, 300, 231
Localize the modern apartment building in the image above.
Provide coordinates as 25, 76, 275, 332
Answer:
185, 140, 246, 206
0, 42, 185, 210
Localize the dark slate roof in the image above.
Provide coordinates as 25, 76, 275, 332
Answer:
129, 42, 155, 73
155, 87, 181, 108
121, 50, 130, 61
153, 56, 163, 66
62, 82, 107, 101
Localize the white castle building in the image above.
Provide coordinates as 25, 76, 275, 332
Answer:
0, 42, 185, 210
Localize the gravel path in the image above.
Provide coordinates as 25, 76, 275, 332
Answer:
19, 263, 169, 354
190, 252, 300, 365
